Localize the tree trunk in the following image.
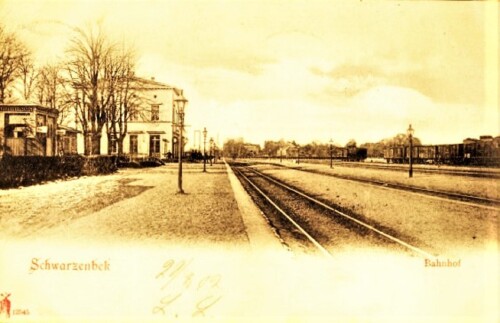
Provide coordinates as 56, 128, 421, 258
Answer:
84, 132, 92, 156
106, 132, 113, 155
91, 133, 101, 155
117, 137, 124, 156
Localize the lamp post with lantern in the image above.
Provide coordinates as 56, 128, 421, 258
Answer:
297, 144, 300, 165
407, 124, 414, 178
203, 127, 207, 172
175, 94, 188, 194
329, 138, 334, 168
209, 137, 214, 166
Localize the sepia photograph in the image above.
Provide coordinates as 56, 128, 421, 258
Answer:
0, 0, 498, 322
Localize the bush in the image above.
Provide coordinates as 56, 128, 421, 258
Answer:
82, 155, 118, 175
118, 161, 141, 168
116, 155, 165, 168
139, 160, 162, 167
0, 155, 117, 189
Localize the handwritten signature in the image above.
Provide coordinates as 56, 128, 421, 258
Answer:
152, 259, 222, 318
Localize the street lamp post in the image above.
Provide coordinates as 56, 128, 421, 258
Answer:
329, 139, 333, 168
203, 127, 207, 172
175, 94, 188, 194
213, 145, 217, 163
407, 124, 414, 178
209, 137, 214, 166
212, 141, 216, 164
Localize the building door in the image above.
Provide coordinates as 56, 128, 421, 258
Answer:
149, 135, 160, 157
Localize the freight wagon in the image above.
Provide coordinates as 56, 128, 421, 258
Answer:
384, 136, 500, 166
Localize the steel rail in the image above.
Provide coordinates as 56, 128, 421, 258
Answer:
328, 162, 500, 178
298, 168, 500, 208
234, 168, 333, 258
243, 166, 436, 259
250, 161, 500, 208
247, 158, 500, 179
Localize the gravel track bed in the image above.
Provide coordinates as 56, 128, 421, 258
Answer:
236, 167, 414, 257
252, 165, 497, 258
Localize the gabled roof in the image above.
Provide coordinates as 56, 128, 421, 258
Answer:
131, 76, 185, 97
132, 76, 173, 89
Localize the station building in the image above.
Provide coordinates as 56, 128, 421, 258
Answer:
65, 76, 185, 159
120, 77, 185, 159
1, 77, 185, 159
0, 104, 59, 156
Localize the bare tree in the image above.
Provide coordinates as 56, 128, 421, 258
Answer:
345, 139, 357, 148
17, 55, 38, 102
36, 63, 74, 125
0, 25, 31, 103
382, 133, 421, 147
66, 25, 114, 155
104, 47, 142, 155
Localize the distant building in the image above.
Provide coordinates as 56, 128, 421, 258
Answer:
277, 144, 298, 158
243, 143, 260, 156
0, 104, 58, 156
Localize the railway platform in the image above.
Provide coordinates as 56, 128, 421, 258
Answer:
225, 160, 285, 252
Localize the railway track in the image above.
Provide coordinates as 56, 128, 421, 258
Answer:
231, 164, 436, 258
248, 158, 500, 179
248, 161, 500, 209
330, 161, 500, 179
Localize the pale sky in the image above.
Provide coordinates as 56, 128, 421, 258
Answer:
1, 0, 498, 147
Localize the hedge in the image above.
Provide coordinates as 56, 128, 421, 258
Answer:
0, 155, 117, 189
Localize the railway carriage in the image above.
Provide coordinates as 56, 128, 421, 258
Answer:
384, 147, 405, 163
347, 147, 367, 161
436, 144, 463, 164
384, 136, 500, 166
415, 145, 437, 163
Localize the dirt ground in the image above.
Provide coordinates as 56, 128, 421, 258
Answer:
0, 163, 249, 248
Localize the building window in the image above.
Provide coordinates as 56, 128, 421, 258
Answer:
129, 135, 138, 154
36, 115, 46, 127
151, 104, 159, 121
150, 135, 160, 156
163, 139, 169, 156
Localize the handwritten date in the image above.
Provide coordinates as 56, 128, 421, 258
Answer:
153, 259, 222, 318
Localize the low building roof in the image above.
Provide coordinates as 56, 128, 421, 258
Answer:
57, 125, 81, 133
0, 104, 59, 116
